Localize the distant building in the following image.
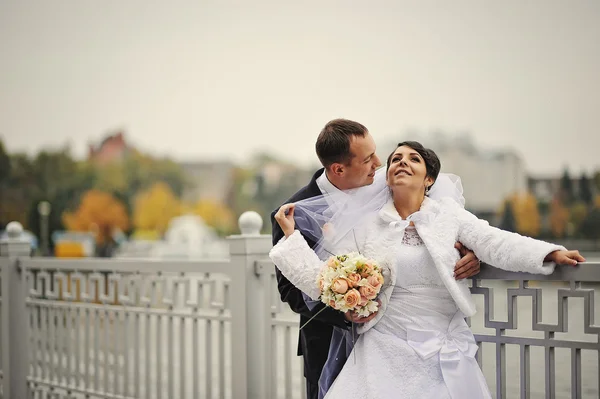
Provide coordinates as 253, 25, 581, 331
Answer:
88, 131, 130, 165
528, 175, 592, 203
528, 176, 563, 203
179, 161, 236, 203
257, 161, 315, 191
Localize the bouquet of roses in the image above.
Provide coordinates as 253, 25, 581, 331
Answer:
316, 252, 384, 318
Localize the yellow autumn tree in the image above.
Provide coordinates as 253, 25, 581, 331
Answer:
193, 200, 236, 235
549, 197, 570, 238
499, 193, 541, 237
569, 202, 588, 233
63, 190, 129, 243
133, 182, 183, 236
595, 194, 600, 209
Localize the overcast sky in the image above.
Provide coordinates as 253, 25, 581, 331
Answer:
1, 0, 598, 175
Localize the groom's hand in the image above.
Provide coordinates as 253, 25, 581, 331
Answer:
344, 299, 381, 324
345, 310, 378, 324
454, 242, 480, 280
274, 203, 296, 237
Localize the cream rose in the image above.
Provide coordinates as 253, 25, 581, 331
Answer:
359, 284, 378, 300
331, 278, 349, 294
343, 289, 361, 308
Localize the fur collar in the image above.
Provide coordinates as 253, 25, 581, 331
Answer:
377, 196, 440, 226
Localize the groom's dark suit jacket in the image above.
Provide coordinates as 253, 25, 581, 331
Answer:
271, 169, 349, 384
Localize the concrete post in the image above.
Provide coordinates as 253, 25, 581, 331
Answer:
227, 212, 273, 399
1, 221, 32, 399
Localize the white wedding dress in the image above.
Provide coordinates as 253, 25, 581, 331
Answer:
324, 226, 491, 399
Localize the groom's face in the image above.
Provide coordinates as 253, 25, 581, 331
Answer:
342, 133, 382, 189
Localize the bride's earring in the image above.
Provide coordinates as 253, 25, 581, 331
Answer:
425, 185, 430, 195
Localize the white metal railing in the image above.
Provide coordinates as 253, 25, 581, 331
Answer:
1, 215, 600, 399
23, 260, 237, 399
469, 263, 600, 399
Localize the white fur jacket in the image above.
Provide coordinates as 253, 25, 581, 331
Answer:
269, 196, 565, 333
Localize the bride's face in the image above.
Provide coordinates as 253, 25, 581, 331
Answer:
386, 145, 433, 193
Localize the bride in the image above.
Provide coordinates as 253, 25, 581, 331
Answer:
270, 141, 585, 399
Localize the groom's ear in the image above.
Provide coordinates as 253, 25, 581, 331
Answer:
330, 163, 345, 176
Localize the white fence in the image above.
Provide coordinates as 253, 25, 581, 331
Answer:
1, 214, 600, 399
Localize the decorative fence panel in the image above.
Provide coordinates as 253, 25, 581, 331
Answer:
469, 263, 600, 399
21, 258, 239, 399
255, 259, 306, 399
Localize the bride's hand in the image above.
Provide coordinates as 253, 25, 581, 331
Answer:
545, 250, 586, 266
274, 203, 296, 237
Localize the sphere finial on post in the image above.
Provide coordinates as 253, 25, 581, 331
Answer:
238, 211, 263, 235
6, 221, 24, 239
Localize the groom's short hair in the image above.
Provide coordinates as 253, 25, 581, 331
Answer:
315, 119, 368, 167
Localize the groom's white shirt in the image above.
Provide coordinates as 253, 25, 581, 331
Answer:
315, 170, 343, 203
316, 167, 384, 203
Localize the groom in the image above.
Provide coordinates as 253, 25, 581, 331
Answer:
271, 118, 481, 399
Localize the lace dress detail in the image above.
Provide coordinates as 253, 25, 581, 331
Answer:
395, 227, 445, 289
401, 226, 424, 246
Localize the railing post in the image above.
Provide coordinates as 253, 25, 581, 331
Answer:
0, 222, 31, 399
227, 212, 273, 399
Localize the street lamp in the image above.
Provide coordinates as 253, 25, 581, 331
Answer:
37, 200, 51, 256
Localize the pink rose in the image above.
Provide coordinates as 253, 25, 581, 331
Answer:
367, 275, 382, 289
318, 279, 325, 291
361, 263, 374, 278
358, 295, 369, 307
346, 273, 361, 288
343, 289, 361, 308
329, 299, 336, 308
359, 284, 377, 300
326, 257, 338, 268
331, 278, 349, 294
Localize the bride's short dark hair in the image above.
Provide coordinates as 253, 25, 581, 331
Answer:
315, 119, 368, 167
386, 141, 441, 183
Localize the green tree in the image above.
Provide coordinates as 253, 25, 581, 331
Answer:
1, 152, 37, 228
569, 202, 588, 236
560, 168, 574, 204
0, 144, 97, 249
0, 139, 11, 229
0, 138, 10, 185
26, 148, 96, 248
93, 152, 188, 219
579, 172, 593, 205
579, 208, 600, 240
499, 200, 517, 233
